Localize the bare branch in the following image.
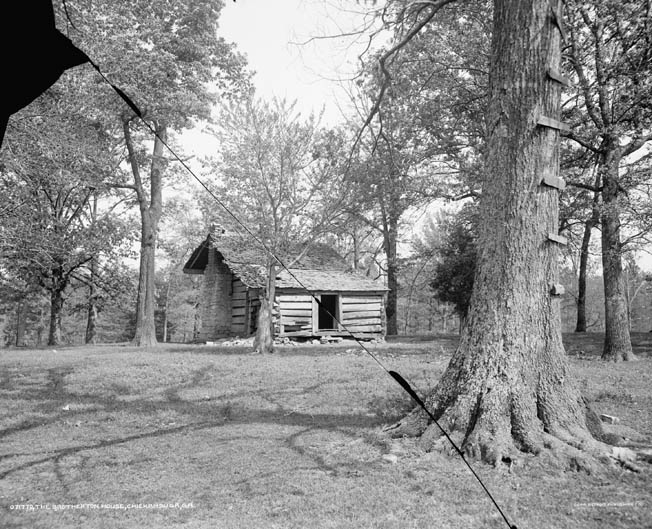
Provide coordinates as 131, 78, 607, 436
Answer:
350, 0, 459, 157
562, 130, 600, 153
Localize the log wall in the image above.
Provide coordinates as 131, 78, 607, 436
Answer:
276, 291, 385, 337
230, 278, 248, 335
340, 294, 383, 334
277, 293, 313, 334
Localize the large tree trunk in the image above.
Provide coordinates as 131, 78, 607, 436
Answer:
254, 262, 276, 354
599, 148, 635, 361
392, 0, 603, 465
132, 216, 158, 346
125, 119, 166, 347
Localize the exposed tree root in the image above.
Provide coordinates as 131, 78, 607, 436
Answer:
385, 386, 618, 473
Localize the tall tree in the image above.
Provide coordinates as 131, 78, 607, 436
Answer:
563, 0, 652, 360
204, 97, 347, 353
1, 86, 131, 345
390, 0, 605, 465
66, 0, 249, 346
557, 146, 602, 333
348, 0, 489, 334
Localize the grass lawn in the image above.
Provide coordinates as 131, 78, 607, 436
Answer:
1, 334, 651, 529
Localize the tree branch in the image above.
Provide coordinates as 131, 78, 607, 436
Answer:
350, 0, 459, 157
562, 130, 600, 153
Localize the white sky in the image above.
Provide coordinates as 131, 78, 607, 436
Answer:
180, 0, 382, 159
216, 0, 376, 125
184, 1, 652, 272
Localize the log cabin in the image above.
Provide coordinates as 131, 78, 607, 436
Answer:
183, 234, 388, 341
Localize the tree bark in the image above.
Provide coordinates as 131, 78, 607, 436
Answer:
383, 215, 399, 335
599, 146, 635, 361
575, 193, 599, 332
85, 194, 99, 345
132, 219, 158, 346
254, 262, 276, 354
575, 221, 591, 332
85, 291, 98, 344
15, 300, 27, 347
85, 257, 98, 345
392, 0, 604, 465
162, 275, 172, 343
125, 119, 167, 347
48, 286, 64, 346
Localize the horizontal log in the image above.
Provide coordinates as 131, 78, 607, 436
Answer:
342, 303, 381, 313
344, 324, 382, 332
279, 301, 312, 311
342, 311, 381, 319
280, 330, 315, 337
341, 296, 383, 304
232, 307, 246, 317
281, 309, 313, 317
342, 317, 381, 326
278, 294, 313, 302
281, 316, 311, 325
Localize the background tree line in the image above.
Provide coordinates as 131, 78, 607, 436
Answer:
1, 0, 651, 360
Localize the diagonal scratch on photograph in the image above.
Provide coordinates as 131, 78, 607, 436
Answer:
1, 0, 652, 528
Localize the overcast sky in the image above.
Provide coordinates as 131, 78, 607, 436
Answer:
181, 1, 379, 156
217, 0, 379, 124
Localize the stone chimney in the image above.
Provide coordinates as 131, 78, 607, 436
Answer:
199, 227, 232, 341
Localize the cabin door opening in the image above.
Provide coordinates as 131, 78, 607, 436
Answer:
318, 294, 339, 331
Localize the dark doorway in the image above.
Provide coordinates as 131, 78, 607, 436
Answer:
318, 295, 339, 331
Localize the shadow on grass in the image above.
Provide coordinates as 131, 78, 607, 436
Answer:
0, 406, 385, 480
0, 361, 389, 483
0, 415, 229, 480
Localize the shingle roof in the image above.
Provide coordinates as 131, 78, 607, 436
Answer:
183, 234, 387, 292
276, 269, 387, 292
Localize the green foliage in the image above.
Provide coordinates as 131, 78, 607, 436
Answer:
63, 0, 250, 128
429, 206, 478, 318
204, 96, 347, 261
1, 77, 136, 344
561, 0, 652, 246
64, 267, 139, 344
45, 0, 251, 346
352, 0, 491, 205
